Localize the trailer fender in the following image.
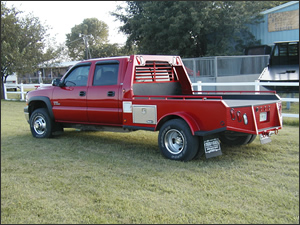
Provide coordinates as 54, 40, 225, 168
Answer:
156, 112, 200, 135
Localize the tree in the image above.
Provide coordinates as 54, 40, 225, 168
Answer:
113, 1, 286, 57
1, 1, 62, 98
90, 43, 130, 58
65, 18, 109, 60
65, 17, 135, 60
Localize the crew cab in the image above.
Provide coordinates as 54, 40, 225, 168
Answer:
24, 55, 283, 161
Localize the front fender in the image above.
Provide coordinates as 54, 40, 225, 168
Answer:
28, 96, 54, 121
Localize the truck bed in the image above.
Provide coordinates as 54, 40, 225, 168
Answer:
222, 99, 279, 107
194, 93, 281, 108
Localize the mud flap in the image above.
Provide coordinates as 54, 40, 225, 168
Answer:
202, 135, 222, 158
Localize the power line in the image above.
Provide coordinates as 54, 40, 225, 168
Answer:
67, 37, 82, 45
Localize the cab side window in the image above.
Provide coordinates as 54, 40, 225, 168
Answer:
93, 64, 119, 86
64, 65, 90, 87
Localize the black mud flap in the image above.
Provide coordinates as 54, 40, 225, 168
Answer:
203, 135, 222, 158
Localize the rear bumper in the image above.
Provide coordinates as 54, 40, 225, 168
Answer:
226, 125, 282, 135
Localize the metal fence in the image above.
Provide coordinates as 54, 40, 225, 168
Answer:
4, 81, 298, 118
182, 55, 270, 83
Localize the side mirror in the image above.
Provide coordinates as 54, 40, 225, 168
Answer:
52, 78, 61, 86
52, 78, 65, 87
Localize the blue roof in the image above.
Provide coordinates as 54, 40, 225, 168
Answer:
248, 1, 299, 45
261, 1, 299, 14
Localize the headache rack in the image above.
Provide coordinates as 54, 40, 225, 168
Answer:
135, 61, 177, 83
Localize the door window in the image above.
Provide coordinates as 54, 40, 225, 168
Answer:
64, 65, 90, 87
93, 64, 119, 86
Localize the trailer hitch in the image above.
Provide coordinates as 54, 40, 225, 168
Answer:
261, 128, 278, 137
260, 128, 278, 144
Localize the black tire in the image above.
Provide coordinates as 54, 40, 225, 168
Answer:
158, 119, 199, 161
247, 134, 257, 144
194, 136, 205, 159
219, 133, 253, 146
29, 108, 53, 138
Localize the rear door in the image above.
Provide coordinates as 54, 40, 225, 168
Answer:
87, 60, 121, 125
52, 63, 91, 122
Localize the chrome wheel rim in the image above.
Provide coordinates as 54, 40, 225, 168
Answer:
33, 116, 46, 135
164, 129, 185, 154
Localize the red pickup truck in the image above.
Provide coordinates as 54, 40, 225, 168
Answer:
24, 55, 283, 161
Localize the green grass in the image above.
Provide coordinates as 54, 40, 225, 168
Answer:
281, 101, 299, 126
1, 100, 299, 224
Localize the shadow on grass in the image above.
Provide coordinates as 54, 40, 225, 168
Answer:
2, 128, 273, 169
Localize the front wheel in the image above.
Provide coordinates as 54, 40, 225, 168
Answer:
158, 119, 199, 161
29, 108, 53, 138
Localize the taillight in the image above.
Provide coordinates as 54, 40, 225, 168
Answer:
230, 108, 248, 125
236, 111, 242, 122
230, 108, 236, 120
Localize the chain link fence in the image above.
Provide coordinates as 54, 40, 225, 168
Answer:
182, 55, 270, 89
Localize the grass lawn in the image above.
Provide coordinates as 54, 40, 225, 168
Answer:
1, 100, 299, 224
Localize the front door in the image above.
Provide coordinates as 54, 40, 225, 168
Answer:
52, 64, 91, 123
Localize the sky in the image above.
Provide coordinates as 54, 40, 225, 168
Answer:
6, 1, 128, 46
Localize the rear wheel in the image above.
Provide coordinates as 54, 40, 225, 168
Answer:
29, 108, 53, 138
219, 133, 254, 146
158, 119, 199, 161
247, 134, 257, 144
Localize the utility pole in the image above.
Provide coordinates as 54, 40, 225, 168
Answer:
79, 33, 92, 60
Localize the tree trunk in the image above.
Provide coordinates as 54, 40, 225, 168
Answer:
0, 79, 4, 100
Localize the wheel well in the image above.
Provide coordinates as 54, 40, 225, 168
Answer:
28, 101, 47, 117
156, 113, 201, 135
156, 115, 184, 131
